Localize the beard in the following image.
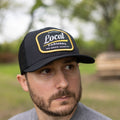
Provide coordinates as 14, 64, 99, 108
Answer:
27, 81, 82, 117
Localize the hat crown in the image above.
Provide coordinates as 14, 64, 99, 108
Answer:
18, 27, 94, 74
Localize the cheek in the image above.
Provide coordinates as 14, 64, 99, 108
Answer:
29, 80, 54, 100
66, 66, 81, 87
68, 73, 81, 91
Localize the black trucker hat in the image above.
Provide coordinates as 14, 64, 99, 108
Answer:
18, 27, 95, 74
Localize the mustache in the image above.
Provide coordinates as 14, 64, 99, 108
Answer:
49, 90, 75, 102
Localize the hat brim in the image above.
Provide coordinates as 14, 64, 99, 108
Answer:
24, 54, 95, 73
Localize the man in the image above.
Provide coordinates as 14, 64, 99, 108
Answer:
9, 27, 111, 120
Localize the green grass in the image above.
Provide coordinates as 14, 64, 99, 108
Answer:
79, 63, 96, 74
0, 63, 20, 76
0, 63, 119, 120
0, 63, 33, 120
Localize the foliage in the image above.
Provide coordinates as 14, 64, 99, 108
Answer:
54, 0, 71, 8
72, 0, 120, 51
109, 13, 120, 50
0, 40, 20, 54
0, 0, 10, 9
0, 0, 11, 31
75, 37, 106, 57
24, 0, 47, 33
0, 0, 21, 32
0, 40, 21, 63
72, 0, 95, 21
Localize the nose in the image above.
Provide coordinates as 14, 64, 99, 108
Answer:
55, 70, 69, 89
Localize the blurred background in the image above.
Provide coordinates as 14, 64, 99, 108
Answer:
0, 0, 120, 120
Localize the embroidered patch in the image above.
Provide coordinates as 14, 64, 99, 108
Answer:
35, 29, 74, 53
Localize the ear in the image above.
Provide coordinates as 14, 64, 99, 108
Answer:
17, 74, 29, 92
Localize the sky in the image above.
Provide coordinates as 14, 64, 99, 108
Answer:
0, 0, 95, 44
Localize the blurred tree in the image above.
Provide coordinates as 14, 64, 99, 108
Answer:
0, 0, 11, 32
72, 0, 120, 51
75, 36, 106, 56
109, 13, 120, 50
53, 0, 72, 28
0, 0, 25, 41
24, 0, 73, 31
26, 0, 46, 33
0, 0, 47, 40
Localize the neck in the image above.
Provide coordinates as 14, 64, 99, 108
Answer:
34, 105, 77, 120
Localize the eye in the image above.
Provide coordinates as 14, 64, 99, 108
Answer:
40, 68, 51, 74
65, 64, 74, 70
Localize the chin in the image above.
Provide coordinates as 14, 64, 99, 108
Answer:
49, 101, 77, 116
59, 104, 75, 112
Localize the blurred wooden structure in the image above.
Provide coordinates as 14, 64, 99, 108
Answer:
0, 53, 17, 63
96, 52, 120, 77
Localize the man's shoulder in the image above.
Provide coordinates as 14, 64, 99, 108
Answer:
8, 108, 37, 120
71, 102, 112, 120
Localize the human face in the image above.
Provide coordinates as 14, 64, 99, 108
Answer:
26, 57, 82, 116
